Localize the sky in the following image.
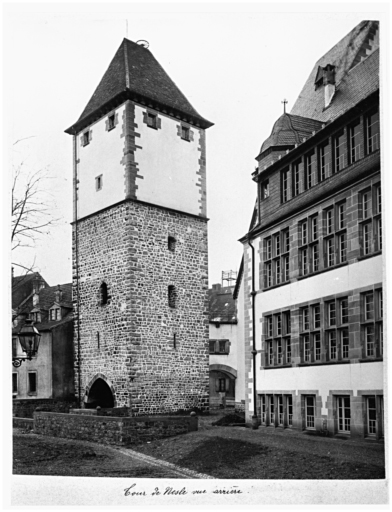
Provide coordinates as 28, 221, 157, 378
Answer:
4, 2, 388, 287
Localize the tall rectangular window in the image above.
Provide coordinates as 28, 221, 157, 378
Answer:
303, 334, 311, 362
12, 373, 18, 394
313, 304, 321, 329
337, 396, 351, 433
339, 233, 347, 263
365, 325, 375, 356
305, 151, 316, 189
341, 328, 349, 359
282, 169, 289, 203
327, 238, 334, 267
287, 395, 293, 426
314, 332, 321, 361
28, 372, 37, 394
311, 244, 319, 272
319, 141, 331, 181
303, 307, 310, 331
329, 331, 337, 360
326, 208, 334, 234
334, 132, 345, 172
366, 110, 379, 154
262, 180, 270, 199
328, 302, 336, 326
340, 298, 349, 324
349, 120, 361, 164
305, 396, 315, 429
293, 161, 300, 196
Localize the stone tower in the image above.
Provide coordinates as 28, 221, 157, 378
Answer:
65, 39, 213, 415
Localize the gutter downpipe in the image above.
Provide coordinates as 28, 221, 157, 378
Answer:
73, 134, 82, 407
247, 236, 259, 429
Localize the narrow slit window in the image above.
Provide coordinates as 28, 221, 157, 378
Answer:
168, 285, 176, 308
100, 282, 108, 306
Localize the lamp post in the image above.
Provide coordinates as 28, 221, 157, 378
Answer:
12, 319, 41, 367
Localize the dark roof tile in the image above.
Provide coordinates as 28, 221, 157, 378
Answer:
67, 39, 212, 133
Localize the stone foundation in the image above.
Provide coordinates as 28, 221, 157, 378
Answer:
33, 411, 198, 446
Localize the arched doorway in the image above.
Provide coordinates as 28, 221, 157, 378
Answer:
209, 364, 237, 409
85, 378, 115, 408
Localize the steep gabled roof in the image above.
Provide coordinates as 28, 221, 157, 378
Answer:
12, 272, 48, 310
37, 283, 73, 310
291, 20, 379, 122
66, 38, 213, 134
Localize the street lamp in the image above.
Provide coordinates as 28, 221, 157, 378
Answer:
12, 319, 41, 367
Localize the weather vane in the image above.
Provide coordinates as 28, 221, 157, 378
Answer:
282, 98, 288, 114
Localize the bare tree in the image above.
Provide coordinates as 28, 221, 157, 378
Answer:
11, 138, 58, 277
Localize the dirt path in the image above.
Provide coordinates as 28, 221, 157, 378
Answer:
13, 416, 385, 480
13, 431, 212, 479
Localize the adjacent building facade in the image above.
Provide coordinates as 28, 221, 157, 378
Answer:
208, 280, 245, 410
240, 21, 383, 439
12, 277, 74, 413
65, 39, 213, 414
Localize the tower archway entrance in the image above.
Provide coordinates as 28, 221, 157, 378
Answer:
85, 378, 114, 408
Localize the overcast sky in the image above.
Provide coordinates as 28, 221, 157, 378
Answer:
5, 3, 387, 287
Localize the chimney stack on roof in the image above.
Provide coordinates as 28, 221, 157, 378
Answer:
323, 64, 336, 108
55, 285, 63, 304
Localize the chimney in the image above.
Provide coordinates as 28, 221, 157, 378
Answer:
323, 64, 336, 108
55, 285, 63, 303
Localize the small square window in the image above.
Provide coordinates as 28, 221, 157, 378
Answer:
83, 131, 90, 146
147, 113, 157, 129
181, 126, 190, 141
96, 175, 103, 191
108, 114, 115, 130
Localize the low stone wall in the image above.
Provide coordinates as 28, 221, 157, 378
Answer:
69, 407, 130, 417
13, 417, 34, 430
13, 398, 78, 419
34, 411, 198, 446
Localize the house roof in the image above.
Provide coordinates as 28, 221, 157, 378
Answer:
12, 272, 48, 310
208, 284, 237, 323
66, 38, 213, 134
291, 20, 379, 122
36, 283, 73, 310
259, 113, 324, 155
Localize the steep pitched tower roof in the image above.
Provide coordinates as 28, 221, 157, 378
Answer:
66, 39, 213, 134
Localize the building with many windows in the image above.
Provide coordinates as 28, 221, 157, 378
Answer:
238, 21, 383, 439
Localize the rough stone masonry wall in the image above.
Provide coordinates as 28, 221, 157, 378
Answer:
13, 398, 78, 419
73, 200, 209, 415
34, 411, 198, 446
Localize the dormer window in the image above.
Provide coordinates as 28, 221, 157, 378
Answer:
50, 308, 60, 321
30, 312, 41, 323
82, 131, 90, 146
108, 114, 115, 130
261, 180, 269, 200
147, 113, 157, 129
